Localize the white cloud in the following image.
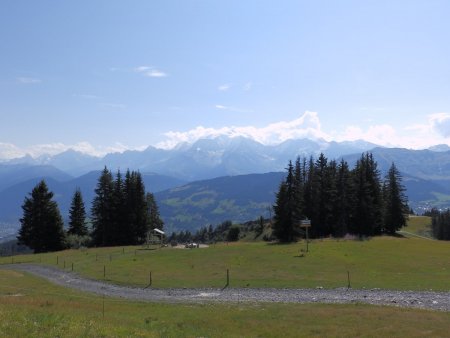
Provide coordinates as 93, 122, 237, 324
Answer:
145, 69, 167, 78
158, 111, 450, 150
214, 105, 253, 113
0, 143, 23, 160
243, 82, 253, 91
134, 66, 151, 72
157, 111, 330, 148
337, 124, 400, 147
429, 113, 450, 138
0, 142, 147, 161
218, 84, 231, 91
335, 112, 450, 149
17, 77, 41, 84
134, 66, 167, 78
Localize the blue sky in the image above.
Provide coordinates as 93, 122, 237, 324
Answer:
1, 0, 450, 158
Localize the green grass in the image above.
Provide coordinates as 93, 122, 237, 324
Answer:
1, 269, 450, 337
2, 235, 450, 291
399, 216, 433, 238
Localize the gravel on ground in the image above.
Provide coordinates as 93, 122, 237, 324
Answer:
2, 263, 450, 312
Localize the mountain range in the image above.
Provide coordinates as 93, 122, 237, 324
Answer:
1, 136, 450, 235
2, 136, 378, 180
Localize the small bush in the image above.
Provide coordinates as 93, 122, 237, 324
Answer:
65, 234, 91, 249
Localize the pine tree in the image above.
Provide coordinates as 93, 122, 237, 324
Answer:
365, 153, 383, 235
146, 192, 164, 231
67, 188, 88, 236
303, 156, 316, 222
325, 159, 338, 236
272, 161, 299, 242
112, 170, 127, 245
311, 153, 333, 237
334, 159, 353, 236
132, 172, 149, 243
431, 210, 450, 240
351, 153, 383, 236
91, 167, 114, 246
383, 163, 408, 234
17, 180, 65, 253
293, 157, 304, 220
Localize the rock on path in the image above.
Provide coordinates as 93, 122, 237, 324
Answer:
2, 264, 450, 312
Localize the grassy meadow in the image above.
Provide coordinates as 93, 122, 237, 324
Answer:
1, 217, 449, 291
1, 216, 450, 336
398, 215, 433, 238
1, 269, 450, 337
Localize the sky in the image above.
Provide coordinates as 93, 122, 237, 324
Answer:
1, 0, 450, 159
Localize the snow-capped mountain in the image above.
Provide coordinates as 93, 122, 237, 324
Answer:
1, 136, 380, 180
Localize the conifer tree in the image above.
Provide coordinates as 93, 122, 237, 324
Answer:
293, 157, 304, 219
383, 163, 408, 234
431, 210, 450, 240
334, 159, 353, 236
325, 159, 338, 235
352, 153, 383, 236
146, 192, 164, 231
67, 188, 88, 236
310, 153, 334, 237
112, 170, 127, 244
272, 161, 299, 242
274, 152, 406, 240
132, 172, 149, 243
17, 180, 65, 253
91, 167, 114, 246
303, 156, 316, 221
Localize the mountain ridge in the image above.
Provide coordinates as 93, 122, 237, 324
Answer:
1, 136, 380, 180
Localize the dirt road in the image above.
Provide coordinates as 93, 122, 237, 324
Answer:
2, 264, 450, 311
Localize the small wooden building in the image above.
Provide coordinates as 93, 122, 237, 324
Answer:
145, 228, 165, 248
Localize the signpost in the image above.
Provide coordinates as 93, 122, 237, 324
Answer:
300, 219, 311, 252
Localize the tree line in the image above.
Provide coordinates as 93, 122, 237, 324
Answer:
17, 167, 164, 253
168, 220, 244, 244
426, 208, 450, 240
272, 152, 409, 242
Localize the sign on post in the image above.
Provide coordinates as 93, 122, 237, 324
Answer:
300, 220, 311, 227
300, 219, 311, 252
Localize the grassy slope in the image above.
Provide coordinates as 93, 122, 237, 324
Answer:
1, 269, 450, 337
398, 215, 433, 238
1, 217, 449, 291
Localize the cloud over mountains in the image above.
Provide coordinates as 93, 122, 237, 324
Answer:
2, 111, 450, 161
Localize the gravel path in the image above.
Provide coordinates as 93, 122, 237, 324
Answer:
2, 264, 450, 312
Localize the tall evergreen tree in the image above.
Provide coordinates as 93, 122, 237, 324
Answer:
67, 188, 88, 236
131, 171, 149, 243
17, 180, 65, 253
325, 159, 339, 236
365, 153, 383, 235
431, 209, 450, 240
91, 167, 114, 246
351, 153, 383, 236
272, 161, 300, 242
112, 170, 127, 245
303, 156, 316, 221
293, 156, 304, 220
311, 153, 333, 237
146, 192, 164, 231
334, 159, 353, 236
383, 163, 408, 234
